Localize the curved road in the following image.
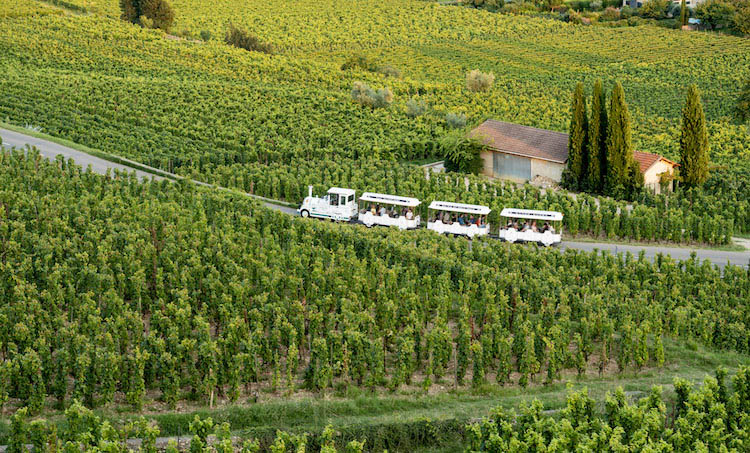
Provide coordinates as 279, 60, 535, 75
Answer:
2, 128, 747, 268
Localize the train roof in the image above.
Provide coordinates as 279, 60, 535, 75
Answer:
359, 192, 420, 207
327, 187, 356, 196
499, 208, 563, 221
428, 201, 491, 215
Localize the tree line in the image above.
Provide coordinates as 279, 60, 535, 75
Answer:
563, 80, 709, 197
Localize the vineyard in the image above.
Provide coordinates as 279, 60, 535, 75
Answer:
0, 149, 748, 417
1, 0, 750, 244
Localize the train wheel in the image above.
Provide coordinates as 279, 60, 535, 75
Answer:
300, 210, 310, 218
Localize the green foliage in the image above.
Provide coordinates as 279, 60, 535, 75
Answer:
445, 112, 467, 129
351, 81, 394, 109
563, 82, 589, 190
466, 69, 495, 92
695, 0, 736, 29
587, 79, 607, 192
680, 85, 710, 187
406, 98, 428, 118
225, 23, 274, 54
680, 0, 689, 25
469, 369, 750, 451
442, 133, 483, 174
736, 76, 750, 123
119, 0, 173, 31
735, 5, 750, 35
0, 150, 748, 413
640, 0, 670, 19
605, 82, 635, 196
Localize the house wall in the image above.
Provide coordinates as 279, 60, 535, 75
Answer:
480, 149, 494, 178
531, 158, 565, 182
481, 150, 565, 183
643, 159, 675, 194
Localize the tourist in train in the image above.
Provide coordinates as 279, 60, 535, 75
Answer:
406, 208, 414, 220
370, 204, 377, 216
379, 205, 387, 216
458, 214, 466, 225
542, 222, 549, 232
531, 220, 538, 232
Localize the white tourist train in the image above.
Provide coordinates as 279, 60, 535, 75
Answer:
426, 201, 490, 238
358, 192, 421, 230
297, 186, 358, 222
297, 186, 563, 244
497, 208, 563, 246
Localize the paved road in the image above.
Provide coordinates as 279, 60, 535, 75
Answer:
2, 128, 747, 268
560, 241, 748, 269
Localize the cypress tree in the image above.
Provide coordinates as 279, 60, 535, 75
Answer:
605, 82, 634, 196
680, 0, 689, 26
563, 82, 589, 190
587, 79, 608, 192
679, 85, 709, 187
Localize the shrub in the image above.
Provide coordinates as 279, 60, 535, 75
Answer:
225, 24, 274, 54
351, 82, 393, 109
620, 5, 636, 17
466, 69, 495, 92
199, 30, 211, 41
120, 0, 174, 31
441, 133, 484, 174
640, 0, 670, 19
375, 65, 402, 78
341, 54, 376, 72
406, 98, 428, 118
600, 6, 621, 20
445, 112, 467, 129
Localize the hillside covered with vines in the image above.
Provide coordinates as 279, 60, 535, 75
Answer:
1, 149, 748, 417
1, 0, 750, 244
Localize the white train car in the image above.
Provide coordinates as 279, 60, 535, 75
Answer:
497, 208, 563, 246
358, 192, 421, 230
427, 201, 490, 238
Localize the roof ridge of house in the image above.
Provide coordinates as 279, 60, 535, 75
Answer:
482, 119, 568, 137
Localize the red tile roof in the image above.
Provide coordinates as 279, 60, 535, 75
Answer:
633, 151, 678, 173
633, 151, 661, 174
470, 120, 568, 164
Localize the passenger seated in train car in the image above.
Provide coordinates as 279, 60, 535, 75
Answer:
458, 214, 466, 225
406, 208, 414, 220
542, 222, 549, 232
379, 205, 387, 216
468, 215, 475, 226
479, 215, 486, 227
370, 204, 377, 215
520, 221, 529, 232
531, 220, 538, 232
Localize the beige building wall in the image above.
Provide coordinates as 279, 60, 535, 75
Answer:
480, 149, 494, 178
480, 150, 566, 183
643, 159, 675, 194
530, 158, 565, 182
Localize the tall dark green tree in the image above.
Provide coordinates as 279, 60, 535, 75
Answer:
563, 82, 589, 190
679, 85, 709, 187
680, 0, 689, 25
605, 82, 634, 196
587, 79, 608, 192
